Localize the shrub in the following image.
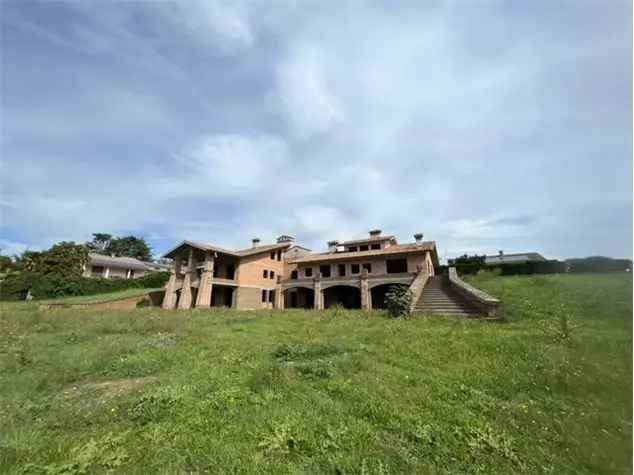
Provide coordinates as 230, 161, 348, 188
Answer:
0, 271, 170, 301
448, 254, 486, 275
384, 285, 412, 319
498, 260, 567, 276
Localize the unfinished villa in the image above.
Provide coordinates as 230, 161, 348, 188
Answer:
161, 229, 503, 318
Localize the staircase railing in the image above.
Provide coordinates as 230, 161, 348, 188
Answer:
446, 267, 504, 319
408, 267, 430, 312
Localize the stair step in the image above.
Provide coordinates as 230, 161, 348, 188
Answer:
413, 276, 484, 317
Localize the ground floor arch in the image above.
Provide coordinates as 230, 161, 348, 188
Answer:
283, 287, 315, 309
323, 285, 361, 309
370, 283, 408, 309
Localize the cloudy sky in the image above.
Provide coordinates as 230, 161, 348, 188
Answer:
1, 0, 632, 261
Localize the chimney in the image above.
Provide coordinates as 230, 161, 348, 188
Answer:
277, 235, 295, 243
252, 238, 260, 248
414, 233, 424, 245
499, 250, 504, 256
369, 229, 382, 237
327, 240, 339, 252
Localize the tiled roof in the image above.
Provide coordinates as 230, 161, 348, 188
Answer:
288, 241, 437, 264
88, 253, 149, 271
236, 242, 291, 257
162, 240, 291, 259
484, 252, 546, 265
339, 235, 396, 246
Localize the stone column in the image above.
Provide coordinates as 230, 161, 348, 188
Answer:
162, 271, 178, 309
314, 278, 323, 310
360, 270, 371, 310
178, 248, 194, 310
195, 252, 215, 308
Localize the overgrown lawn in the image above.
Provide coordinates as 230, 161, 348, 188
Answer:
0, 273, 631, 473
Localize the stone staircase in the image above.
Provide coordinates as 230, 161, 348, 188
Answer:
413, 275, 481, 317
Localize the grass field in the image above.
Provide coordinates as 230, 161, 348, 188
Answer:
0, 273, 631, 473
39, 288, 164, 305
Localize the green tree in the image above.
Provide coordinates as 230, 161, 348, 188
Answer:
88, 233, 113, 253
106, 236, 153, 262
19, 242, 89, 277
87, 233, 153, 262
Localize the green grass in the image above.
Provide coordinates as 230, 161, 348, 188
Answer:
0, 273, 631, 474
39, 288, 164, 305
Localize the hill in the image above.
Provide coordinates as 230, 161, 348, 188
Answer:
0, 273, 631, 473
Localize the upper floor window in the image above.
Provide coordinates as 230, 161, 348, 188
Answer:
290, 270, 298, 279
351, 264, 360, 274
347, 246, 357, 252
268, 289, 275, 303
359, 245, 369, 251
270, 270, 275, 279
261, 289, 267, 302
362, 263, 372, 273
276, 250, 282, 261
338, 264, 346, 276
386, 258, 407, 274
305, 267, 313, 277
263, 269, 268, 278
370, 243, 381, 250
270, 251, 276, 260
319, 265, 331, 278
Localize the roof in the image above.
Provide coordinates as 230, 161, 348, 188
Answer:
339, 235, 396, 246
162, 240, 291, 259
88, 253, 149, 271
288, 241, 438, 265
285, 245, 312, 252
484, 252, 546, 265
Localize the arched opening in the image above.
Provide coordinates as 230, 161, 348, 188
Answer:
323, 285, 361, 309
284, 287, 314, 309
371, 284, 408, 309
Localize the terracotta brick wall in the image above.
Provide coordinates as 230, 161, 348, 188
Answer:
236, 251, 285, 287
235, 286, 262, 310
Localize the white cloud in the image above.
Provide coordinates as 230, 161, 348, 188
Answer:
174, 0, 255, 52
275, 45, 345, 138
0, 239, 29, 256
172, 133, 289, 194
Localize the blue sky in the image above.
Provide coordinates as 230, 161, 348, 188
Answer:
1, 0, 632, 261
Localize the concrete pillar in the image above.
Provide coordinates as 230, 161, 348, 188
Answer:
104, 267, 110, 279
231, 288, 237, 308
178, 248, 194, 310
360, 270, 370, 310
314, 278, 323, 310
195, 252, 215, 308
277, 290, 285, 309
178, 274, 193, 309
162, 271, 178, 309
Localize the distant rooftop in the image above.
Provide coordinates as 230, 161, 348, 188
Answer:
484, 252, 546, 265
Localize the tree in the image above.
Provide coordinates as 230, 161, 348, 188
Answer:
88, 233, 112, 253
19, 242, 89, 277
448, 254, 486, 275
87, 233, 153, 262
106, 236, 153, 262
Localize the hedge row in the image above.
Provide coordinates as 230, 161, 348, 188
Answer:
498, 260, 568, 276
0, 271, 170, 301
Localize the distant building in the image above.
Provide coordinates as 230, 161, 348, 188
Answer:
484, 251, 547, 266
83, 253, 169, 279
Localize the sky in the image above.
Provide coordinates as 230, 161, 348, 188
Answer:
1, 0, 632, 262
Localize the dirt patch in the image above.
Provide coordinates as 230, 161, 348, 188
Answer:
65, 376, 158, 400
